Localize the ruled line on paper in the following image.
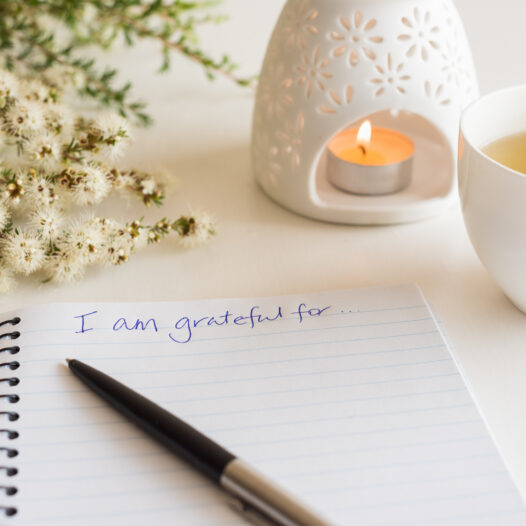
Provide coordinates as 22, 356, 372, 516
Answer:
330, 488, 521, 513
301, 469, 512, 497
19, 417, 484, 450
21, 342, 448, 380
19, 357, 455, 396
18, 433, 492, 468
18, 451, 498, 487
19, 500, 245, 523
20, 372, 463, 413
22, 470, 512, 512
279, 452, 503, 480
20, 400, 474, 432
14, 481, 214, 503
20, 386, 468, 422
379, 508, 526, 526
20, 341, 447, 378
14, 469, 513, 505
12, 285, 526, 525
190, 314, 434, 343
21, 333, 444, 365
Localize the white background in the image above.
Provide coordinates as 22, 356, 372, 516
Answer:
3, 0, 526, 502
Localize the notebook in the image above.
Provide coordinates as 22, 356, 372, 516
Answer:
1, 284, 525, 525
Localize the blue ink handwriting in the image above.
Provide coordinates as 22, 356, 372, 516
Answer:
74, 311, 98, 334
113, 318, 158, 332
291, 304, 331, 323
74, 303, 332, 344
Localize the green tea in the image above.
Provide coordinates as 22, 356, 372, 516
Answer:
483, 131, 526, 175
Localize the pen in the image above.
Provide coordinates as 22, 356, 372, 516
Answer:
66, 359, 335, 526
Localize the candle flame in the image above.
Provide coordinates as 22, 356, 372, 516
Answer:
357, 120, 372, 147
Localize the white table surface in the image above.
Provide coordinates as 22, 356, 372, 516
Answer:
4, 0, 526, 504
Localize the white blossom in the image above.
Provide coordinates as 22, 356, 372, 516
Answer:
112, 171, 135, 190
26, 177, 59, 208
80, 217, 109, 243
139, 177, 156, 195
81, 216, 132, 266
3, 176, 25, 205
0, 67, 213, 292
0, 71, 19, 108
2, 100, 45, 138
19, 79, 54, 104
44, 104, 74, 136
71, 165, 111, 205
104, 235, 134, 266
28, 207, 63, 240
25, 132, 62, 170
2, 231, 46, 275
85, 216, 120, 239
90, 218, 134, 266
90, 111, 130, 139
193, 212, 216, 242
44, 246, 86, 283
67, 220, 106, 264
88, 112, 131, 159
178, 212, 216, 248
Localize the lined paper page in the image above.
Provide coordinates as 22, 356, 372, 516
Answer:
5, 285, 526, 525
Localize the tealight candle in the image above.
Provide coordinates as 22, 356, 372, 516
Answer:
327, 120, 415, 195
483, 131, 526, 175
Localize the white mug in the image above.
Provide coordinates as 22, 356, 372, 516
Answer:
459, 85, 526, 313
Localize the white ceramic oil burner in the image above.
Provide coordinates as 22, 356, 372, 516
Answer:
251, 0, 479, 224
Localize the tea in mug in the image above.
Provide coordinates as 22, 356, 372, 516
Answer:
483, 131, 526, 175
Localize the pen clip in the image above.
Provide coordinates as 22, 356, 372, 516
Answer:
227, 497, 279, 526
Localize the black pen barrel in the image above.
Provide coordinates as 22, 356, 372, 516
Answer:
67, 359, 235, 482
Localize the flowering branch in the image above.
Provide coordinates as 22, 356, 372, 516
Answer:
0, 69, 215, 293
0, 1, 254, 125
94, 8, 255, 86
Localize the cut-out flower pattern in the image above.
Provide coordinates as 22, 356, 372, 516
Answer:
371, 54, 410, 96
441, 42, 469, 87
258, 62, 294, 120
425, 81, 451, 106
398, 7, 440, 61
330, 11, 383, 66
281, 0, 319, 50
442, 0, 456, 26
296, 46, 333, 98
253, 129, 281, 189
319, 85, 354, 115
275, 112, 305, 171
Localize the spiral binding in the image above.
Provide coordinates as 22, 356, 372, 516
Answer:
0, 317, 20, 519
